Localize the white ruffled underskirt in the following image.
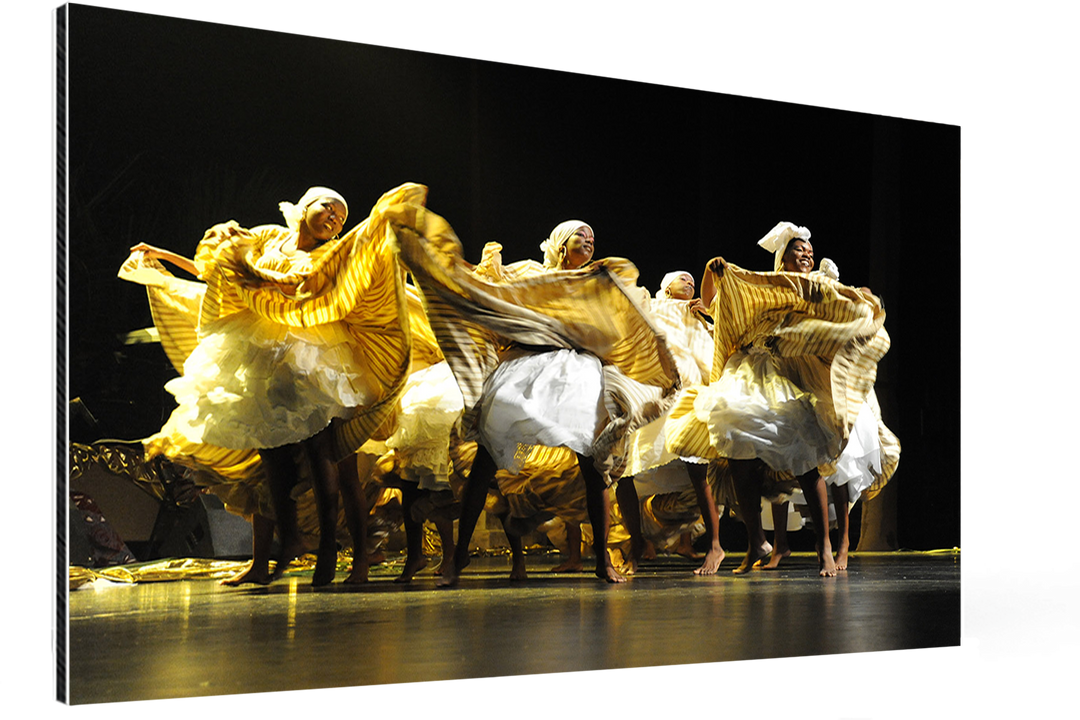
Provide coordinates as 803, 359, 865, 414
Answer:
631, 459, 702, 497
478, 349, 606, 474
385, 361, 465, 490
162, 310, 378, 450
821, 400, 881, 495
693, 348, 836, 477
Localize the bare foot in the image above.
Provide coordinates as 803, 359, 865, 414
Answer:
693, 546, 726, 575
435, 556, 460, 588
834, 543, 850, 571
733, 542, 772, 575
312, 545, 339, 587
551, 558, 584, 573
595, 562, 628, 583
675, 538, 703, 561
270, 536, 306, 581
641, 539, 658, 561
755, 546, 791, 570
344, 561, 369, 585
818, 549, 838, 577
595, 550, 628, 583
509, 555, 528, 581
221, 563, 272, 586
394, 555, 429, 584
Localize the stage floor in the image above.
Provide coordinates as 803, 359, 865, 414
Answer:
65, 551, 960, 705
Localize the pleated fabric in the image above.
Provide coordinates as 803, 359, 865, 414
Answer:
666, 258, 891, 480
118, 183, 431, 518
384, 204, 682, 485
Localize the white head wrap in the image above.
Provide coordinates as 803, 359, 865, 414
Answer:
278, 186, 349, 233
540, 219, 592, 269
757, 221, 811, 272
657, 271, 694, 299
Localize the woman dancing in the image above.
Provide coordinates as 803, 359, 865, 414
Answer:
122, 183, 426, 585
389, 212, 681, 585
665, 222, 891, 576
753, 223, 901, 571
616, 270, 727, 574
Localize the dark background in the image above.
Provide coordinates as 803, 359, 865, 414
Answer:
65, 4, 959, 550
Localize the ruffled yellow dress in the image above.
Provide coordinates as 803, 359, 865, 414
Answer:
118, 182, 428, 519
665, 258, 891, 487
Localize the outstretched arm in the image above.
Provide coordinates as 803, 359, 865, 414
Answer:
129, 243, 198, 277
699, 256, 724, 309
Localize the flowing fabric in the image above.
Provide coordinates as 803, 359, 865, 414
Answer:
118, 183, 431, 517
666, 258, 890, 481
384, 205, 682, 484
625, 297, 715, 485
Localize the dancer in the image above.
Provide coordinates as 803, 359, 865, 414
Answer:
121, 183, 426, 585
390, 213, 680, 585
753, 225, 901, 570
372, 286, 467, 582
666, 222, 891, 576
616, 270, 726, 574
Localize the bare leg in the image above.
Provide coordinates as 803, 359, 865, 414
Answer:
221, 512, 275, 586
395, 480, 429, 583
303, 431, 343, 587
551, 521, 585, 572
336, 455, 370, 584
730, 459, 772, 574
437, 445, 496, 587
498, 515, 528, 581
433, 515, 455, 575
260, 445, 305, 580
615, 477, 645, 573
831, 483, 851, 570
674, 533, 700, 560
758, 502, 792, 570
579, 453, 625, 583
687, 462, 725, 575
797, 469, 836, 577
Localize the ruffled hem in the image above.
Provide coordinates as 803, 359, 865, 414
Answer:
383, 362, 464, 489
631, 459, 698, 497
820, 400, 882, 495
162, 310, 379, 449
693, 349, 836, 476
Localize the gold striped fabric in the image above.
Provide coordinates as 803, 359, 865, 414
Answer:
383, 203, 682, 485
179, 182, 427, 462
667, 258, 890, 474
118, 254, 271, 516
643, 297, 715, 384
120, 184, 433, 518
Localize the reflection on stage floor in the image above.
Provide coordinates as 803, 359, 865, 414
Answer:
66, 551, 960, 704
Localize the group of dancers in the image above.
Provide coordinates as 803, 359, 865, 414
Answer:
117, 182, 899, 585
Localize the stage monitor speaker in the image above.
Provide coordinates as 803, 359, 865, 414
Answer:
148, 494, 252, 560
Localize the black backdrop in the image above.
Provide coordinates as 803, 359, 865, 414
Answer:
65, 4, 959, 549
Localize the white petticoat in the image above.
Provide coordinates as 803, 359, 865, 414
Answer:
162, 310, 379, 450
385, 361, 465, 490
693, 347, 835, 477
478, 348, 606, 474
821, 400, 881, 496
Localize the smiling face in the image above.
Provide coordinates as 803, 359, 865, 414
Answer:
665, 273, 695, 300
562, 225, 595, 269
303, 197, 347, 242
781, 238, 814, 274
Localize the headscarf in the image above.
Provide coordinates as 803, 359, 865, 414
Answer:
757, 221, 811, 272
657, 270, 693, 299
278, 186, 349, 233
540, 219, 592, 269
